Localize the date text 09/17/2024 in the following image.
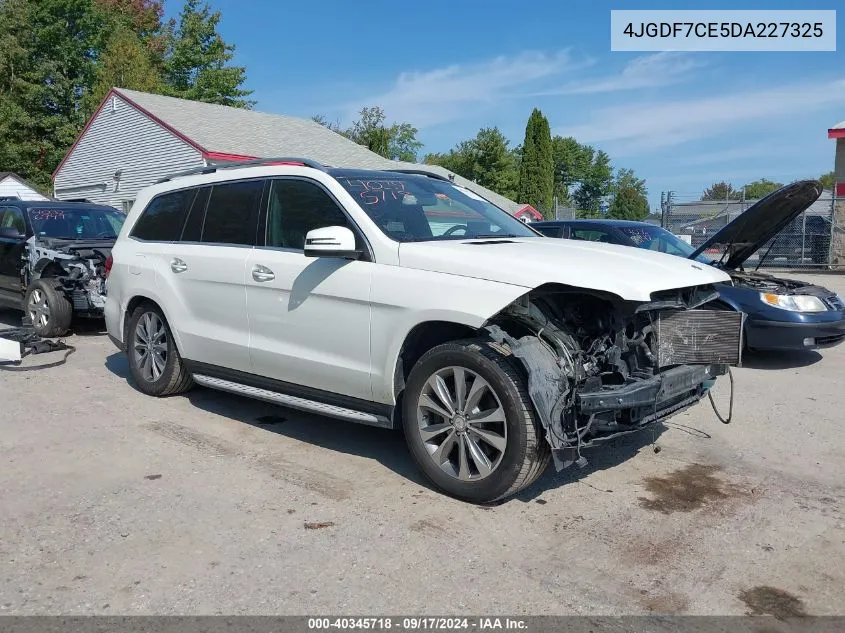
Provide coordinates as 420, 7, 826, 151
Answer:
307, 617, 528, 630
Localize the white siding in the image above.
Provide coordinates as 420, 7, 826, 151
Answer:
53, 93, 203, 209
0, 176, 49, 201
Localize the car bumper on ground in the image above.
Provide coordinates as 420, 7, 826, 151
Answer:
746, 316, 845, 351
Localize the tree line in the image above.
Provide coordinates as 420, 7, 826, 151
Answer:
702, 173, 836, 201
0, 0, 253, 189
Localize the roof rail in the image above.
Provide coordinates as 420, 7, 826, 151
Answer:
384, 168, 451, 182
155, 157, 329, 184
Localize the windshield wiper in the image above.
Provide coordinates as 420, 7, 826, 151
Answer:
470, 233, 523, 239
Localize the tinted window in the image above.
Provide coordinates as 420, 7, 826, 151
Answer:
28, 206, 125, 239
0, 206, 25, 234
180, 187, 210, 242
202, 180, 263, 245
570, 227, 615, 243
535, 225, 562, 238
131, 189, 197, 241
267, 179, 354, 250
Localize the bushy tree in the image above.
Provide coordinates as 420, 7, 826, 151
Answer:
163, 0, 254, 108
741, 178, 783, 200
517, 108, 554, 217
320, 106, 422, 162
608, 186, 649, 220
702, 181, 741, 201
819, 171, 835, 190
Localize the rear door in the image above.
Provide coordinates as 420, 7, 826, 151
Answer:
0, 205, 27, 296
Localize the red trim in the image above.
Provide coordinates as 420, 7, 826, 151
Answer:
52, 88, 210, 181
836, 183, 845, 197
828, 128, 845, 139
204, 151, 258, 162
513, 204, 543, 220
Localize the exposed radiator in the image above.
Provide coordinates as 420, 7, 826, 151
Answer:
654, 309, 744, 367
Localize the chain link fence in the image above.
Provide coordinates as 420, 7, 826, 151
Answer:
660, 190, 844, 269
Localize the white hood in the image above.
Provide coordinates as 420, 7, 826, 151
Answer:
398, 237, 731, 302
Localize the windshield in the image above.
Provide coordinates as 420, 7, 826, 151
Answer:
616, 225, 714, 265
28, 207, 125, 240
335, 175, 539, 242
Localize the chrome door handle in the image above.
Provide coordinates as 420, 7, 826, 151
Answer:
252, 265, 275, 282
170, 258, 188, 273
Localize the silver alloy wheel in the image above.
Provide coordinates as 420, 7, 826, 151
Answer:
133, 312, 168, 382
416, 366, 508, 481
28, 289, 50, 328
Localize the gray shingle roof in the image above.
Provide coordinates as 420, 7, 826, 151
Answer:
115, 89, 522, 214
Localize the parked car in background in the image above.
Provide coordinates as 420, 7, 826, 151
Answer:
0, 200, 125, 336
532, 181, 845, 352
104, 158, 743, 503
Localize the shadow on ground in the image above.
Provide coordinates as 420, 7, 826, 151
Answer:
742, 349, 822, 370
104, 352, 714, 504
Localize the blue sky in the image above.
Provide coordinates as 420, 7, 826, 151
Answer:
164, 0, 843, 209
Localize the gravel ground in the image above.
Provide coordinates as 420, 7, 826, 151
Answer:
1, 273, 844, 616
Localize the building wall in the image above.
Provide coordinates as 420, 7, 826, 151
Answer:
835, 138, 845, 183
0, 176, 49, 201
53, 93, 203, 211
832, 138, 845, 266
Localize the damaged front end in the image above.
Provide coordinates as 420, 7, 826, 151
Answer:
23, 236, 112, 317
484, 284, 744, 469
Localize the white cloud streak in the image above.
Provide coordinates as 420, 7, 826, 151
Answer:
558, 78, 845, 155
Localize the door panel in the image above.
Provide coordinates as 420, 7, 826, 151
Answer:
153, 242, 252, 372
0, 206, 27, 296
246, 249, 373, 399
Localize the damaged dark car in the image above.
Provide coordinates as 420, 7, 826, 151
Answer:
532, 180, 845, 353
0, 201, 124, 337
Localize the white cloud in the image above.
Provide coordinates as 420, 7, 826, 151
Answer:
345, 50, 585, 128
558, 78, 845, 155
544, 52, 702, 95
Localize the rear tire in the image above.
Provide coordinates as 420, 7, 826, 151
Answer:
402, 339, 550, 504
24, 278, 73, 338
126, 303, 193, 397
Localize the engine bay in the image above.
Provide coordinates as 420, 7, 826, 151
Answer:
485, 286, 741, 469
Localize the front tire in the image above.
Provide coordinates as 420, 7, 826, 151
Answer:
24, 279, 73, 338
126, 303, 193, 397
402, 339, 550, 503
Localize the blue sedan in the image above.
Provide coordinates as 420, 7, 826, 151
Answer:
532, 182, 845, 352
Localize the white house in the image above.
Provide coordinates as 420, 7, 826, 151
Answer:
0, 172, 50, 201
53, 88, 542, 220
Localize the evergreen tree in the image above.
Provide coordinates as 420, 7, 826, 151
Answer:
163, 0, 254, 108
517, 108, 554, 217
608, 186, 649, 220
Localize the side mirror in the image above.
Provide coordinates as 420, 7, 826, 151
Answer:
303, 226, 361, 259
0, 226, 24, 239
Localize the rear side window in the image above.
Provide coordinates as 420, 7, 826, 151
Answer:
131, 189, 197, 241
201, 180, 263, 246
535, 225, 562, 238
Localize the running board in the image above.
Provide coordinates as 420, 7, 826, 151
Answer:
192, 374, 393, 429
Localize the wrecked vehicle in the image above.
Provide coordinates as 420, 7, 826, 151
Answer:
104, 159, 743, 503
0, 201, 125, 337
532, 180, 845, 352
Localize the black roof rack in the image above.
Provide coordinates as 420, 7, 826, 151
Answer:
155, 157, 329, 184
383, 168, 452, 182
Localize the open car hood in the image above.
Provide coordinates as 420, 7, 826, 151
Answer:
688, 180, 823, 270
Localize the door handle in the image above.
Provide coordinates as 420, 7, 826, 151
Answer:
252, 265, 275, 282
170, 258, 188, 273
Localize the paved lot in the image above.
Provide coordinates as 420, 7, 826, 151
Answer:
2, 274, 844, 616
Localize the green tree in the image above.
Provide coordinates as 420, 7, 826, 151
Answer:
339, 106, 422, 162
0, 0, 106, 189
819, 171, 835, 190
552, 136, 592, 204
425, 127, 518, 199
702, 181, 741, 201
163, 0, 254, 108
613, 167, 647, 197
573, 149, 613, 215
741, 178, 783, 200
311, 114, 344, 134
517, 108, 554, 217
608, 186, 649, 220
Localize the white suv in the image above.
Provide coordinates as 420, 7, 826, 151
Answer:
105, 158, 742, 503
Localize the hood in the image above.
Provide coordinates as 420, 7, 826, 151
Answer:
398, 237, 730, 303
688, 180, 823, 270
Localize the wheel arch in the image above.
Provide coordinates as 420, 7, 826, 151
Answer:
122, 294, 186, 355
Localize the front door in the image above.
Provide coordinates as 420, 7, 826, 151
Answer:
0, 206, 27, 297
245, 178, 373, 401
